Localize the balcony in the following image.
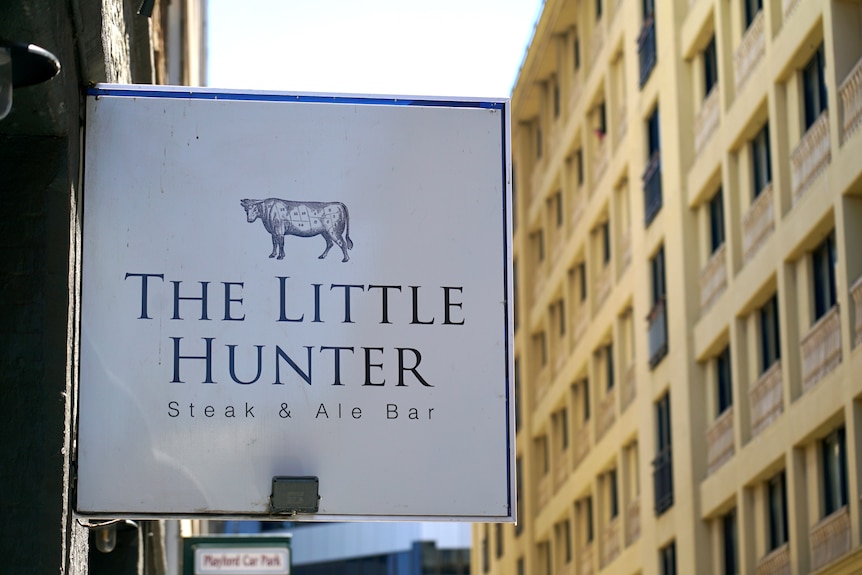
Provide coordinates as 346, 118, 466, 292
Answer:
810, 506, 851, 571
573, 425, 592, 470
579, 542, 595, 575
591, 21, 605, 69
643, 152, 662, 226
621, 363, 636, 411
647, 297, 668, 368
600, 517, 621, 568
749, 361, 783, 438
741, 183, 774, 264
593, 134, 608, 185
756, 543, 790, 575
840, 54, 862, 140
790, 110, 830, 204
700, 243, 727, 313
652, 447, 674, 515
537, 471, 551, 511
800, 305, 841, 393
706, 406, 734, 476
625, 497, 641, 545
638, 17, 656, 88
734, 11, 765, 93
694, 86, 720, 157
593, 264, 612, 313
851, 275, 862, 348
597, 387, 617, 440
572, 305, 588, 351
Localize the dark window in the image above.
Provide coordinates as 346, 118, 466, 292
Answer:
574, 32, 581, 70
716, 346, 732, 416
643, 0, 655, 19
644, 107, 662, 224
537, 332, 548, 367
543, 541, 551, 575
704, 36, 718, 96
553, 81, 561, 119
555, 190, 564, 227
517, 557, 525, 575
609, 469, 619, 518
638, 0, 657, 87
495, 523, 504, 558
767, 471, 789, 551
760, 295, 780, 374
822, 427, 848, 516
482, 525, 490, 572
576, 149, 584, 186
652, 246, 666, 305
602, 221, 611, 264
514, 358, 521, 432
563, 520, 572, 562
556, 299, 566, 336
723, 508, 738, 575
660, 541, 677, 575
533, 229, 545, 262
583, 379, 591, 422
751, 123, 772, 198
653, 392, 673, 514
606, 344, 615, 390
709, 187, 725, 254
647, 107, 661, 157
560, 408, 569, 449
597, 101, 607, 135
596, 0, 603, 19
812, 232, 837, 321
802, 46, 827, 130
584, 497, 594, 542
744, 0, 763, 28
579, 261, 588, 302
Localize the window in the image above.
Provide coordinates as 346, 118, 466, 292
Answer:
579, 261, 588, 302
579, 379, 591, 423
723, 508, 738, 575
660, 541, 677, 575
744, 0, 762, 28
495, 523, 504, 558
576, 148, 584, 186
554, 190, 564, 228
709, 188, 725, 254
531, 229, 545, 262
579, 496, 594, 543
822, 427, 848, 516
601, 221, 611, 264
812, 232, 837, 321
596, 0, 603, 19
554, 299, 566, 337
802, 44, 827, 130
654, 391, 673, 514
535, 331, 548, 367
605, 344, 615, 390
536, 124, 543, 159
573, 30, 581, 71
608, 469, 619, 519
556, 520, 572, 564
704, 36, 718, 96
767, 471, 788, 551
716, 346, 732, 416
482, 525, 490, 572
554, 408, 570, 450
517, 557, 525, 575
651, 246, 666, 305
647, 106, 661, 158
597, 101, 607, 136
644, 107, 662, 224
759, 295, 780, 374
639, 0, 657, 87
751, 123, 772, 198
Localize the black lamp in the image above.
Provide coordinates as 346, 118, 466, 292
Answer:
0, 39, 61, 120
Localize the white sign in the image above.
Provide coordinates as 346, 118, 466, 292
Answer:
77, 85, 514, 520
195, 547, 290, 574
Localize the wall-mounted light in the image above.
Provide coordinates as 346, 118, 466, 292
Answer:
0, 39, 61, 120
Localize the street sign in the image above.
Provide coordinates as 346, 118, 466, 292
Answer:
183, 537, 291, 575
77, 85, 514, 520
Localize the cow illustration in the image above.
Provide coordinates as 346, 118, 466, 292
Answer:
240, 198, 353, 262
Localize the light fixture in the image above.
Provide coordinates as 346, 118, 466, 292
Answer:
0, 39, 61, 120
94, 523, 117, 553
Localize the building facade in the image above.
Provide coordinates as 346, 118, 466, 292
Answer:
475, 0, 862, 574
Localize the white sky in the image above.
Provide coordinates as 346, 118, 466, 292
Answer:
206, 0, 545, 98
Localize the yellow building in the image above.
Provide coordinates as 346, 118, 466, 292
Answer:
475, 0, 862, 573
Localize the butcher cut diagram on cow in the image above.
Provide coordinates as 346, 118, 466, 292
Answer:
241, 198, 353, 262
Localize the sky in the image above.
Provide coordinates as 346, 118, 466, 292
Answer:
206, 0, 545, 98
